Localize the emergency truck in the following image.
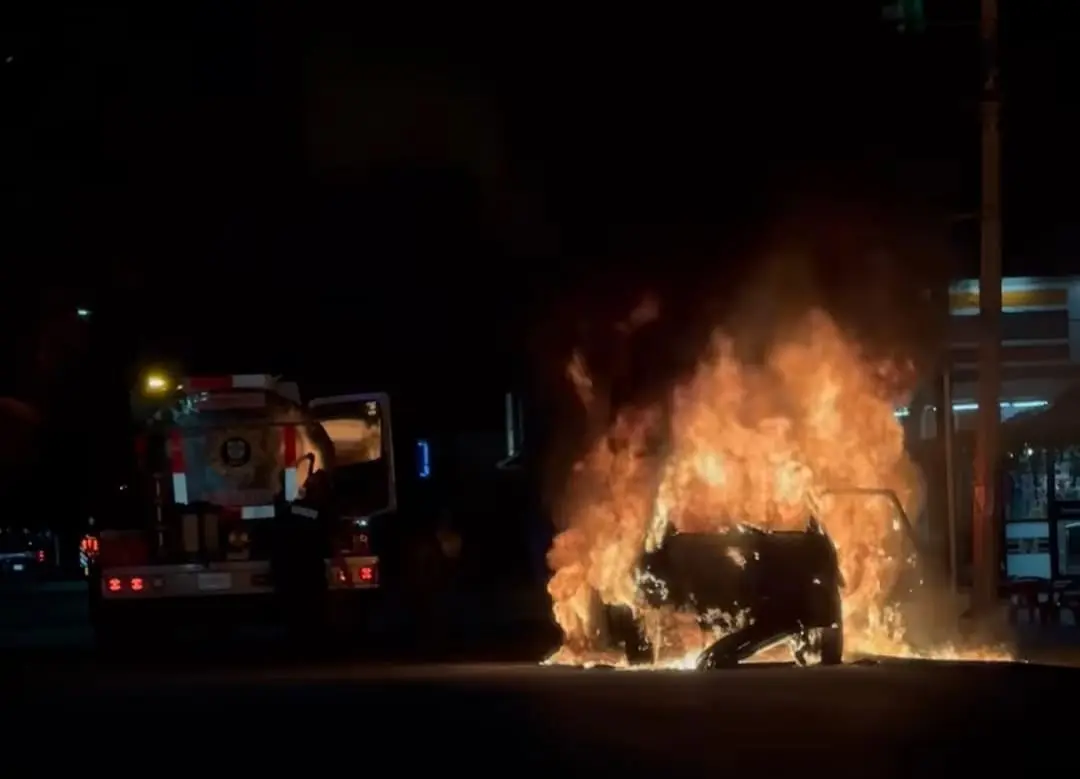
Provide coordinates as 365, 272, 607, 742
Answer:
88, 372, 396, 641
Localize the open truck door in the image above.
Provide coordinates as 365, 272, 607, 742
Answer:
306, 392, 396, 601
307, 392, 396, 520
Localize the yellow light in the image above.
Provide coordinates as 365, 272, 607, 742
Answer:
144, 374, 169, 393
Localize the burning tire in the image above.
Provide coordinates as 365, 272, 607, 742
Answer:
818, 625, 843, 665
601, 602, 654, 665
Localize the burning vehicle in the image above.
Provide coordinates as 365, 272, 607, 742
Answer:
582, 487, 931, 669
605, 519, 845, 668
546, 308, 995, 669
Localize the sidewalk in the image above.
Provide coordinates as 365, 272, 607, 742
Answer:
1014, 624, 1080, 666
0, 579, 87, 596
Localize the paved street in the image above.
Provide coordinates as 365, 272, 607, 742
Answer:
4, 581, 1080, 773
0, 580, 90, 646
0, 579, 557, 647
8, 653, 1078, 774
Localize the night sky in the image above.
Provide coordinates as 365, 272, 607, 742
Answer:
2, 3, 1080, 511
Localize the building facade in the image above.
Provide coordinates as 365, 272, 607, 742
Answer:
948, 276, 1076, 411
904, 276, 1077, 439
904, 276, 1080, 604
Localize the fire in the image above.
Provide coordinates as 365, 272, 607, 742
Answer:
545, 307, 1011, 667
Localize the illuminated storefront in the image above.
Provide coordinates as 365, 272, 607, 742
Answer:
902, 277, 1080, 598
1000, 395, 1080, 602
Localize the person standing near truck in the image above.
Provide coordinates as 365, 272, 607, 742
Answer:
270, 465, 331, 643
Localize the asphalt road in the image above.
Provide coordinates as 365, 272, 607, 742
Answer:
0, 579, 558, 646
0, 580, 88, 632
8, 653, 1077, 774
4, 582, 1080, 772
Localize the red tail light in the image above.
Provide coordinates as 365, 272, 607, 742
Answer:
106, 576, 148, 594
36, 550, 45, 562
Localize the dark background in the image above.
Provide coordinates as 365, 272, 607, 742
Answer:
1, 2, 1079, 523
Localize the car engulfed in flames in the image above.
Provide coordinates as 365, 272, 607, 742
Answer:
608, 516, 846, 670
544, 307, 1011, 669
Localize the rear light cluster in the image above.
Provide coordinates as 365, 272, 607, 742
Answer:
106, 576, 159, 593
333, 562, 377, 586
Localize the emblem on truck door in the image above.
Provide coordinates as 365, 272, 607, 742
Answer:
221, 437, 252, 467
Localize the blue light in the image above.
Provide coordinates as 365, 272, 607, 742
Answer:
416, 439, 431, 479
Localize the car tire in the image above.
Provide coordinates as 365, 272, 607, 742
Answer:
819, 625, 843, 665
603, 603, 653, 665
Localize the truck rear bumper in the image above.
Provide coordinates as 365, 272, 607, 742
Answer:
92, 558, 381, 635
97, 556, 380, 600
91, 583, 382, 634
93, 590, 281, 628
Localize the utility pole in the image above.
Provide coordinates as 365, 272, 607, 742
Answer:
943, 368, 958, 595
972, 0, 1002, 613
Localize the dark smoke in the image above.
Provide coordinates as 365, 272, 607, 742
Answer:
531, 198, 957, 519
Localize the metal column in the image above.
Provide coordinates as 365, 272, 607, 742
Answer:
972, 0, 1003, 612
943, 368, 958, 595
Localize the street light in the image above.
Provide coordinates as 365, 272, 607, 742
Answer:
144, 374, 170, 394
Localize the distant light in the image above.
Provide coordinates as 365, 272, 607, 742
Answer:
75, 308, 91, 320
894, 399, 1049, 418
4, 56, 13, 65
